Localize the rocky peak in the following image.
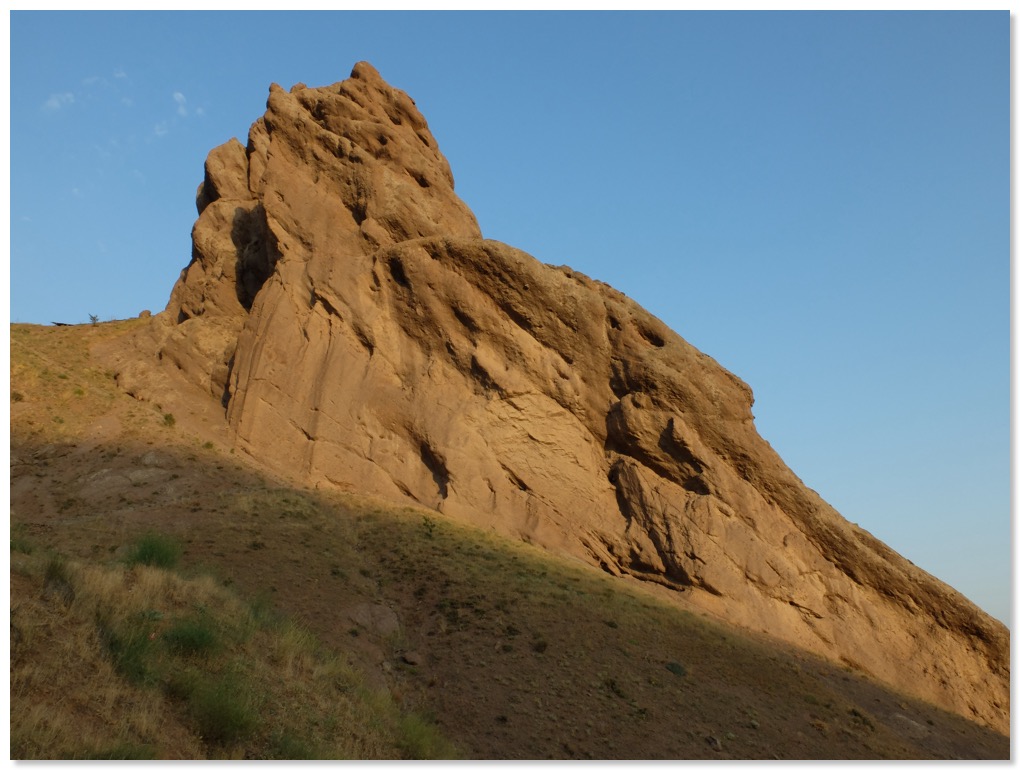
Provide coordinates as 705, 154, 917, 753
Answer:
119, 63, 1008, 734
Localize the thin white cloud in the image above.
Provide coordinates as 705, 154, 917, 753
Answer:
43, 92, 74, 111
153, 121, 169, 138
173, 91, 187, 117
113, 68, 127, 79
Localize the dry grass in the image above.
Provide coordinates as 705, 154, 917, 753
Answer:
10, 535, 456, 759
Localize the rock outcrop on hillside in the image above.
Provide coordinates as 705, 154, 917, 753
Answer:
109, 62, 1008, 733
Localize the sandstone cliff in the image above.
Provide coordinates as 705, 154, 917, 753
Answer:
109, 62, 1008, 733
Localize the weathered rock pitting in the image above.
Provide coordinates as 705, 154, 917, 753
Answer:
109, 62, 1008, 733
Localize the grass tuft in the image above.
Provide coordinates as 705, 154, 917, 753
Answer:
162, 616, 219, 657
186, 668, 260, 745
126, 533, 181, 569
75, 743, 158, 760
43, 555, 75, 605
269, 729, 320, 760
99, 621, 156, 684
396, 712, 458, 759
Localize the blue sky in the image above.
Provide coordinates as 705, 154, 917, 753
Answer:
9, 11, 1010, 624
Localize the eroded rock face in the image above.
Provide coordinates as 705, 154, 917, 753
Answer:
125, 62, 1008, 732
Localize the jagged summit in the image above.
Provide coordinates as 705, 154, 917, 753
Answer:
108, 63, 1008, 733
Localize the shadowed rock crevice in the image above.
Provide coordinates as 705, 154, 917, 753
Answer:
418, 439, 450, 501
231, 204, 276, 310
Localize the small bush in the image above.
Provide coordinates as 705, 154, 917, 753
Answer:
101, 624, 155, 684
396, 713, 457, 759
269, 729, 319, 760
187, 670, 259, 744
422, 516, 436, 539
163, 413, 176, 428
665, 661, 687, 677
126, 533, 181, 569
163, 617, 219, 657
11, 533, 33, 554
44, 556, 70, 583
43, 556, 75, 605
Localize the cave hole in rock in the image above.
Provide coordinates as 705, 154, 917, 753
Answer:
232, 204, 277, 311
389, 256, 411, 288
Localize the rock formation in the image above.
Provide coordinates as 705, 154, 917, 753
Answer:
110, 62, 1008, 733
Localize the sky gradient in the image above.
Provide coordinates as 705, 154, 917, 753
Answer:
9, 11, 1010, 623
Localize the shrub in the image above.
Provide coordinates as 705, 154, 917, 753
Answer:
187, 670, 259, 744
396, 713, 457, 759
665, 661, 687, 677
100, 623, 155, 684
269, 729, 319, 760
163, 617, 219, 657
43, 556, 75, 605
126, 533, 181, 569
422, 516, 436, 539
11, 528, 33, 554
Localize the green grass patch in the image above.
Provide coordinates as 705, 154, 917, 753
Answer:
162, 616, 219, 657
11, 524, 34, 554
186, 668, 260, 745
396, 712, 458, 759
268, 729, 321, 760
126, 532, 182, 569
99, 621, 157, 685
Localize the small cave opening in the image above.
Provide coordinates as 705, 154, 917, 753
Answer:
232, 205, 277, 311
389, 256, 411, 289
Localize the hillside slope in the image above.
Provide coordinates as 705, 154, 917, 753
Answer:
9, 321, 1010, 758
